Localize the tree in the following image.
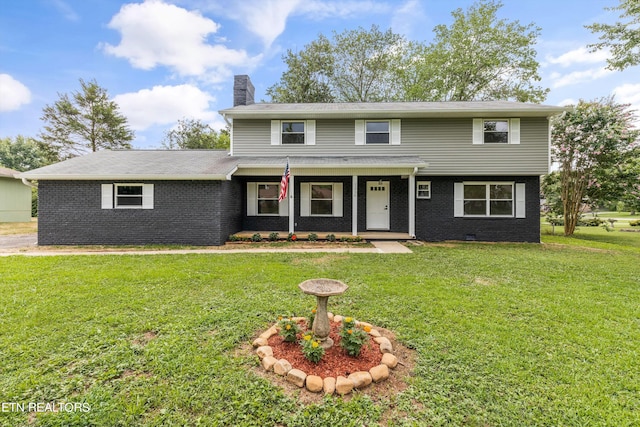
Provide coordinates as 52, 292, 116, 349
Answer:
398, 0, 547, 102
587, 0, 640, 70
39, 78, 134, 158
550, 98, 639, 236
267, 25, 405, 102
0, 135, 55, 171
161, 118, 230, 150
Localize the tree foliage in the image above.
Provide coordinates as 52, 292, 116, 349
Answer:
39, 78, 134, 158
161, 118, 230, 150
267, 1, 547, 103
550, 98, 639, 235
0, 135, 55, 171
398, 0, 547, 102
587, 0, 640, 70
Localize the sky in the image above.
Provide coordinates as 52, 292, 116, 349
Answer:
0, 0, 638, 149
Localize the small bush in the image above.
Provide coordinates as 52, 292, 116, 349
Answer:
339, 317, 369, 357
251, 233, 263, 242
300, 334, 324, 363
578, 217, 604, 227
287, 232, 297, 242
268, 232, 279, 241
353, 236, 363, 242
308, 233, 318, 242
228, 234, 241, 242
277, 317, 300, 342
629, 220, 640, 227
326, 234, 336, 242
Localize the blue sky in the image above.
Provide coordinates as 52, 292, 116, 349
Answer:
1, 0, 638, 149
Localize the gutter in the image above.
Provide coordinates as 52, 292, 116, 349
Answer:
18, 174, 233, 181
21, 178, 37, 188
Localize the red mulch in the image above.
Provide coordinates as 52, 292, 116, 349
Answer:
267, 321, 382, 378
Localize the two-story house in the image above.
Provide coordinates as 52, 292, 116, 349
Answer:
21, 75, 564, 245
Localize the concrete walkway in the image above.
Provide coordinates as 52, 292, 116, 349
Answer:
0, 237, 413, 256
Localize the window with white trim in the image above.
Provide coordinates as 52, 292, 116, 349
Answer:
366, 121, 390, 144
101, 183, 154, 209
257, 183, 279, 215
270, 120, 316, 145
472, 118, 520, 144
464, 182, 513, 217
417, 181, 431, 199
300, 182, 343, 217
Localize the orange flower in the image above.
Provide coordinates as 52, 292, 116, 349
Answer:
311, 308, 316, 314
363, 326, 372, 333
347, 329, 353, 335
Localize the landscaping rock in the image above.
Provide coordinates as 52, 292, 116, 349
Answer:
273, 359, 292, 376
333, 315, 343, 324
292, 317, 306, 322
381, 353, 398, 369
261, 356, 277, 371
359, 321, 373, 329
256, 346, 273, 359
327, 312, 334, 321
323, 377, 336, 395
374, 336, 393, 353
335, 376, 354, 395
369, 364, 390, 382
252, 337, 268, 348
348, 371, 372, 389
369, 329, 381, 337
306, 375, 323, 393
287, 369, 307, 388
259, 325, 278, 340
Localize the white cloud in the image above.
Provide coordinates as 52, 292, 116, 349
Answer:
558, 98, 577, 106
390, 0, 426, 38
49, 0, 79, 21
113, 84, 217, 131
613, 83, 640, 128
0, 74, 31, 112
298, 1, 391, 20
546, 47, 609, 68
102, 0, 258, 82
550, 66, 614, 88
234, 0, 302, 47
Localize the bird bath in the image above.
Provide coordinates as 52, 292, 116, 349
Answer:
298, 278, 348, 349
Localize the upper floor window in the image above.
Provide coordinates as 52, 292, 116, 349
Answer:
282, 122, 305, 144
472, 118, 520, 144
366, 121, 390, 144
271, 120, 316, 145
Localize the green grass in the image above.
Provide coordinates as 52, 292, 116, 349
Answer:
1, 238, 638, 426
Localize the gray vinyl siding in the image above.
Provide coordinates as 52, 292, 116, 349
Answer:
232, 118, 550, 175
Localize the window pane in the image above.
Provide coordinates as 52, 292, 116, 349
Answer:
365, 133, 390, 144
490, 201, 513, 215
116, 196, 142, 206
282, 133, 305, 144
258, 200, 278, 214
258, 184, 278, 199
464, 184, 486, 199
311, 200, 333, 215
311, 184, 332, 199
484, 120, 508, 132
366, 121, 389, 132
484, 132, 509, 143
117, 186, 143, 195
464, 200, 486, 215
490, 184, 512, 200
282, 122, 305, 133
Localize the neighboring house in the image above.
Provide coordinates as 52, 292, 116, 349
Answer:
21, 75, 565, 245
0, 166, 32, 223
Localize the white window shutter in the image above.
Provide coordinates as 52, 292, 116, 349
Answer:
247, 182, 257, 215
510, 118, 520, 144
333, 183, 343, 217
300, 183, 310, 216
454, 183, 464, 217
391, 119, 401, 145
142, 184, 154, 209
306, 120, 316, 145
270, 120, 280, 145
355, 120, 365, 145
278, 191, 289, 216
101, 184, 113, 209
472, 119, 484, 144
515, 183, 526, 218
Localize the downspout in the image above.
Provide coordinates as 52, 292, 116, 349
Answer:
221, 113, 233, 156
408, 167, 417, 238
22, 178, 37, 188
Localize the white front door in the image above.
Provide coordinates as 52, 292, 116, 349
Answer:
366, 181, 390, 230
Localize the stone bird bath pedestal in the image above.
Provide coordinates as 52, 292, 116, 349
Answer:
298, 278, 348, 349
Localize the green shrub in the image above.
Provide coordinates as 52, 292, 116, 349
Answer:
307, 233, 318, 242
287, 232, 297, 242
326, 234, 336, 242
251, 233, 263, 242
277, 317, 300, 342
228, 234, 241, 242
630, 220, 640, 226
268, 232, 279, 241
300, 334, 324, 363
578, 217, 604, 227
339, 317, 369, 357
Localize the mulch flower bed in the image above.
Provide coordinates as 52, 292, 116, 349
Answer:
267, 320, 382, 378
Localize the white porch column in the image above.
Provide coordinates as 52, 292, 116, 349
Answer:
289, 174, 295, 234
408, 172, 416, 238
352, 175, 358, 236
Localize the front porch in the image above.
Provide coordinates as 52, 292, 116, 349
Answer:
233, 231, 414, 241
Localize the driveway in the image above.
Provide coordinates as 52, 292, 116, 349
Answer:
0, 234, 38, 250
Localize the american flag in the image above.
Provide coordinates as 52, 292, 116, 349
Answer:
278, 159, 290, 202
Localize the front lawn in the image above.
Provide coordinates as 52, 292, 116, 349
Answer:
0, 239, 638, 426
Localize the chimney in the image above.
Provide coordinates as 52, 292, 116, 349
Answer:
233, 75, 255, 106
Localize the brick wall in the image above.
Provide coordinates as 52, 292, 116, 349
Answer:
415, 176, 541, 242
38, 180, 241, 246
